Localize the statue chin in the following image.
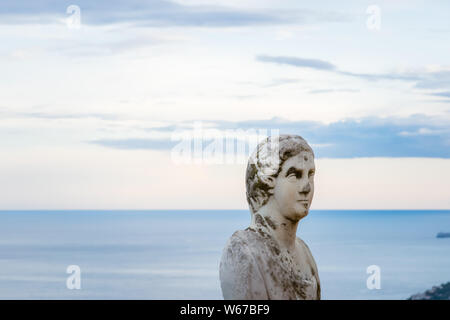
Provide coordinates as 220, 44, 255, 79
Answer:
293, 211, 309, 222
283, 206, 309, 222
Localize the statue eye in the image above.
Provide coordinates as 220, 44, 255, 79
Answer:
286, 168, 302, 179
288, 172, 302, 179
308, 170, 315, 177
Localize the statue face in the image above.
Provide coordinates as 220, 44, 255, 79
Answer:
272, 151, 315, 222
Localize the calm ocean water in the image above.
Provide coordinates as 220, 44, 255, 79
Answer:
0, 210, 449, 299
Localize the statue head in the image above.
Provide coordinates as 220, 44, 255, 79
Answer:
245, 135, 315, 221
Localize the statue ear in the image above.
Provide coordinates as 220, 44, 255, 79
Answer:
265, 176, 276, 191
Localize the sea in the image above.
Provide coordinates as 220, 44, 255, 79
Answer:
0, 210, 449, 300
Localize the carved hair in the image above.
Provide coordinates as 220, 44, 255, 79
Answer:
245, 135, 314, 213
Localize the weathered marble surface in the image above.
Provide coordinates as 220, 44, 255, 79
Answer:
220, 214, 320, 299
220, 135, 321, 300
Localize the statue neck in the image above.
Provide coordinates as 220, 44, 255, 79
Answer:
252, 200, 300, 252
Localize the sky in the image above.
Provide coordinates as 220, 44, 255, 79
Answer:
0, 0, 449, 210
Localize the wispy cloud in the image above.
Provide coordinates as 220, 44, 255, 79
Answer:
263, 78, 302, 88
0, 111, 121, 121
427, 90, 450, 104
429, 91, 450, 98
256, 54, 421, 81
90, 138, 172, 150
336, 70, 420, 82
414, 71, 450, 89
0, 1, 350, 27
308, 88, 359, 94
256, 54, 450, 96
256, 55, 336, 70
237, 78, 301, 89
89, 115, 450, 158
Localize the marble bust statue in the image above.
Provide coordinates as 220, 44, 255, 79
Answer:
219, 135, 321, 300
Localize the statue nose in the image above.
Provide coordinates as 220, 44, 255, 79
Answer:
300, 182, 311, 194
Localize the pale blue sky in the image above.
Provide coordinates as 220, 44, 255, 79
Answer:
1, 1, 449, 209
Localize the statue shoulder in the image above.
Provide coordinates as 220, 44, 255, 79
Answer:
220, 229, 268, 299
224, 228, 265, 250
228, 229, 252, 244
221, 229, 256, 262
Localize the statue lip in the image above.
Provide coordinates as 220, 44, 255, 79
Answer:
297, 199, 309, 202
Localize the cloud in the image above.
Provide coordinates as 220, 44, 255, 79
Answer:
263, 78, 301, 88
429, 91, 450, 98
336, 70, 421, 82
50, 36, 164, 57
256, 54, 423, 81
398, 128, 446, 136
0, 111, 121, 121
427, 90, 450, 104
89, 115, 450, 158
237, 78, 301, 88
256, 55, 336, 70
414, 71, 450, 89
0, 1, 350, 27
90, 138, 172, 150
308, 88, 359, 94
256, 54, 450, 97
